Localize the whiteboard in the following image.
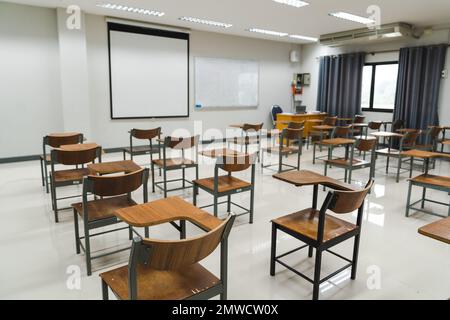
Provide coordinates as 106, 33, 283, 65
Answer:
108, 23, 189, 119
194, 57, 259, 108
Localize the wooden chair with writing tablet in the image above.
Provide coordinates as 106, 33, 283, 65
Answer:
261, 128, 303, 173
323, 138, 377, 185
228, 123, 263, 162
49, 145, 102, 222
270, 180, 373, 300
193, 154, 256, 224
313, 125, 351, 164
307, 116, 337, 150
122, 127, 162, 166
100, 215, 235, 300
152, 135, 199, 198
72, 168, 149, 276
40, 132, 84, 193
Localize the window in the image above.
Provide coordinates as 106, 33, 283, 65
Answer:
361, 62, 398, 112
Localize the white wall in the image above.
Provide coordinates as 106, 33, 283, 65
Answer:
0, 2, 63, 158
0, 3, 300, 158
298, 30, 450, 125
85, 14, 301, 149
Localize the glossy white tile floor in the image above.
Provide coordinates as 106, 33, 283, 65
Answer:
0, 144, 449, 300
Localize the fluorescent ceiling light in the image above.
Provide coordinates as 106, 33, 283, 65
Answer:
179, 17, 232, 28
273, 0, 309, 8
96, 3, 165, 17
248, 28, 288, 37
329, 12, 375, 25
289, 34, 318, 42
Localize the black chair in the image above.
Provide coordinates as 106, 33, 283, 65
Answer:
72, 168, 149, 276
193, 154, 256, 224
100, 215, 235, 300
270, 180, 373, 300
151, 135, 199, 197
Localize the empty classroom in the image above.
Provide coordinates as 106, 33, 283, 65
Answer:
1, 0, 449, 302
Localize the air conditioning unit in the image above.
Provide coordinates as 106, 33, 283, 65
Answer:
319, 23, 419, 47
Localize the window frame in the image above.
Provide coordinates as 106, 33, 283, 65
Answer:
361, 61, 398, 113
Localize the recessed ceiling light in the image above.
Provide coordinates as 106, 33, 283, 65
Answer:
179, 17, 232, 28
289, 34, 318, 42
248, 28, 288, 37
382, 32, 402, 38
329, 12, 375, 25
273, 0, 309, 8
96, 3, 165, 17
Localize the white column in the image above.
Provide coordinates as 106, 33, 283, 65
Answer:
56, 7, 91, 138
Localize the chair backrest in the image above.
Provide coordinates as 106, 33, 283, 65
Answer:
242, 123, 263, 133
165, 135, 199, 150
332, 126, 351, 138
218, 153, 257, 172
392, 119, 404, 131
353, 115, 366, 124
131, 128, 161, 140
282, 128, 303, 143
401, 131, 420, 148
323, 117, 337, 126
426, 126, 443, 142
355, 138, 376, 152
325, 180, 374, 214
86, 169, 148, 197
45, 133, 83, 148
368, 121, 382, 130
287, 121, 303, 129
141, 215, 235, 271
51, 146, 101, 166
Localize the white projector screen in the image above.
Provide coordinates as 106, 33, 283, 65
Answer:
108, 23, 189, 119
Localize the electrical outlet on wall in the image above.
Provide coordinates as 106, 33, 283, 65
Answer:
442, 69, 448, 79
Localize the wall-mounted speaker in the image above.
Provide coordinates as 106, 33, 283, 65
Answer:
290, 50, 301, 63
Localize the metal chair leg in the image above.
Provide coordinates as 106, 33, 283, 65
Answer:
40, 158, 45, 187
193, 184, 198, 206
249, 187, 255, 224
405, 181, 412, 217
213, 195, 218, 217
73, 209, 80, 254
85, 227, 92, 276
163, 168, 167, 198
351, 234, 361, 280
308, 246, 313, 258
312, 250, 322, 300
421, 187, 427, 209
270, 224, 277, 276
102, 280, 109, 300
227, 195, 231, 213
151, 163, 155, 193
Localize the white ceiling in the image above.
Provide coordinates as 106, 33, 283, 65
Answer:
4, 0, 450, 43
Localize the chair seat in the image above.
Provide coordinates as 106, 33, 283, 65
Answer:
272, 208, 357, 242
262, 146, 299, 155
409, 174, 450, 189
228, 136, 259, 145
194, 175, 251, 193
72, 196, 137, 222
100, 262, 220, 300
123, 145, 159, 154
375, 148, 401, 156
152, 158, 196, 168
324, 158, 369, 168
52, 168, 90, 183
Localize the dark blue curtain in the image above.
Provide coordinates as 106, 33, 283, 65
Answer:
393, 44, 447, 129
317, 52, 365, 118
